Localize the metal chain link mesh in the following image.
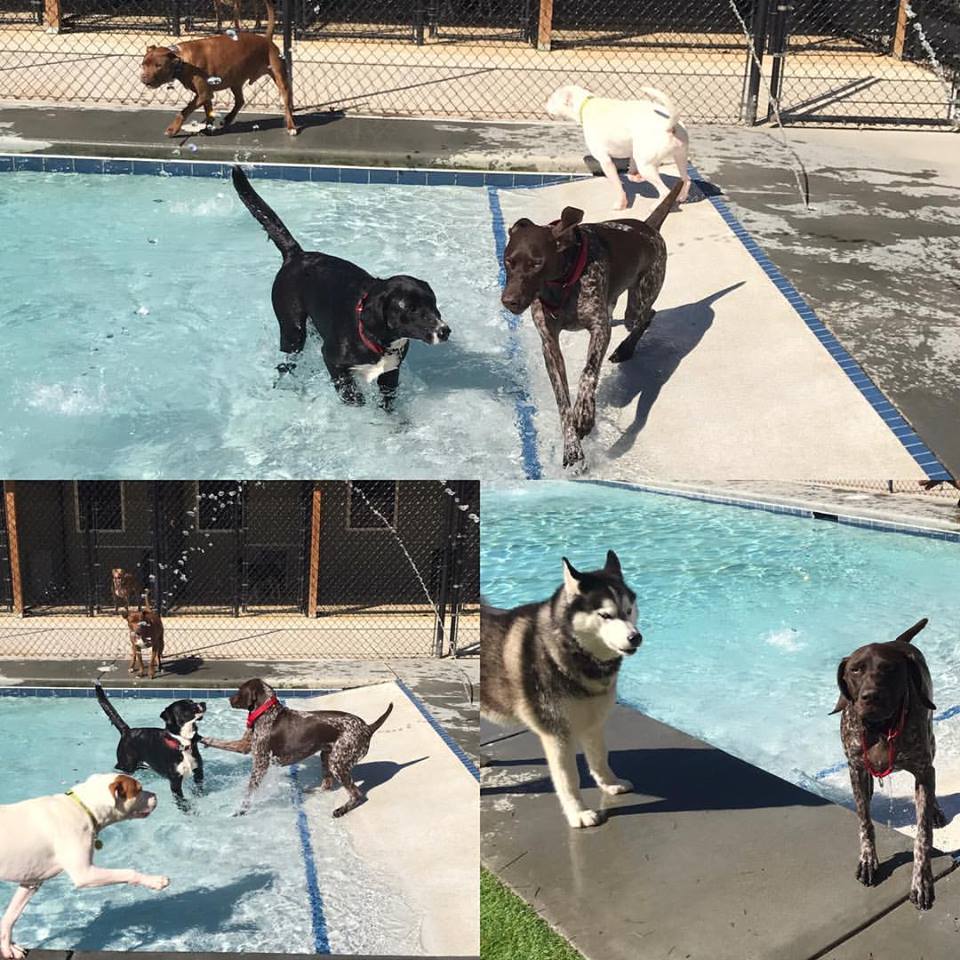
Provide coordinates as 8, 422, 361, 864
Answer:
0, 479, 479, 661
0, 1, 954, 126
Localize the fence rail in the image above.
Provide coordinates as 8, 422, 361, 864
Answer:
0, 0, 955, 127
0, 480, 479, 661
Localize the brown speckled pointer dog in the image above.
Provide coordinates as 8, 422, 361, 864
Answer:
139, 0, 296, 137
201, 679, 392, 817
832, 617, 948, 910
500, 180, 682, 469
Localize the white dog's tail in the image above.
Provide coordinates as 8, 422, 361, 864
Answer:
637, 86, 679, 127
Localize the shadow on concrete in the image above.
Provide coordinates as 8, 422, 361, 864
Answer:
229, 108, 346, 135
483, 745, 832, 813
297, 755, 428, 797
581, 160, 717, 205
162, 655, 205, 676
869, 790, 960, 832
600, 282, 744, 459
41, 872, 274, 950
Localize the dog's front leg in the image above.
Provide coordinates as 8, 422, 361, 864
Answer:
1, 883, 41, 960
911, 768, 936, 909
541, 731, 602, 828
377, 366, 401, 411
849, 761, 878, 885
65, 863, 169, 892
532, 303, 583, 468
235, 746, 272, 816
580, 722, 632, 796
572, 315, 610, 441
201, 731, 253, 754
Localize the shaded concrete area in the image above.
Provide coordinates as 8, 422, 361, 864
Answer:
481, 706, 957, 960
28, 954, 476, 959
497, 175, 928, 479
0, 656, 479, 762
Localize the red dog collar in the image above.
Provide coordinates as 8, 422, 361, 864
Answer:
861, 701, 908, 780
162, 734, 181, 751
539, 233, 589, 317
355, 293, 385, 356
247, 696, 279, 728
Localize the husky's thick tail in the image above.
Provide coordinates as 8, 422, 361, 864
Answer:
638, 86, 680, 127
263, 0, 276, 42
367, 702, 394, 735
95, 681, 130, 735
231, 165, 302, 260
645, 180, 684, 232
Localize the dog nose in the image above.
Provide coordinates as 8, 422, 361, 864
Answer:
436, 324, 451, 342
501, 295, 522, 313
860, 689, 881, 704
628, 631, 643, 647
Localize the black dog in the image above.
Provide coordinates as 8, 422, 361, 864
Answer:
231, 166, 450, 407
95, 681, 205, 809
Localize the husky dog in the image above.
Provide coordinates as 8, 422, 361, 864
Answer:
481, 550, 642, 827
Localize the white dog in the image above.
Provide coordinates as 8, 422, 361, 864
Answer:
0, 773, 168, 959
546, 84, 690, 210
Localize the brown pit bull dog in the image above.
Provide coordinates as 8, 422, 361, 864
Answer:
201, 678, 392, 817
111, 567, 140, 615
832, 617, 948, 910
125, 604, 165, 680
139, 0, 296, 138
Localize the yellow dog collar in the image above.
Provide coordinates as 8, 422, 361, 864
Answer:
578, 96, 594, 124
66, 789, 103, 849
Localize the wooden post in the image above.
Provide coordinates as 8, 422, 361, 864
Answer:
893, 0, 910, 59
3, 483, 25, 616
537, 0, 554, 52
306, 484, 321, 618
43, 0, 62, 33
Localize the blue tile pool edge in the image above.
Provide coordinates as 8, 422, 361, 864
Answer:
0, 152, 587, 189
689, 162, 951, 482
289, 764, 331, 954
584, 480, 960, 544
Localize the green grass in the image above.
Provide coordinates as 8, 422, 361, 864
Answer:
481, 867, 585, 960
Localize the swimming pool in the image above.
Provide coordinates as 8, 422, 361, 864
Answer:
0, 688, 416, 954
481, 482, 960, 814
0, 167, 528, 477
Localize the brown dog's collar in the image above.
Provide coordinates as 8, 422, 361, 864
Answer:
538, 232, 589, 318
861, 700, 908, 780
246, 696, 279, 728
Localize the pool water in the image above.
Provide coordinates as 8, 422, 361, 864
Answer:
0, 691, 415, 954
481, 482, 960, 807
0, 172, 525, 477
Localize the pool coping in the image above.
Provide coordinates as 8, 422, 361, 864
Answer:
584, 480, 960, 543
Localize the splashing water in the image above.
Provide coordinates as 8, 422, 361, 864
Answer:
906, 2, 959, 124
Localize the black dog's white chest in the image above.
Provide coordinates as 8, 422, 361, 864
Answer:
350, 339, 408, 382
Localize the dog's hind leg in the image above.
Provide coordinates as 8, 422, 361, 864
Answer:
610, 255, 664, 364
541, 732, 602, 828
1, 882, 41, 960
268, 55, 298, 135
220, 87, 245, 130
272, 283, 307, 381
911, 768, 937, 909
329, 761, 365, 818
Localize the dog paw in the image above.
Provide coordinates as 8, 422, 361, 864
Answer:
609, 335, 639, 364
627, 173, 644, 183
598, 778, 633, 796
573, 407, 596, 440
562, 441, 585, 470
567, 808, 605, 828
2, 942, 27, 960
910, 871, 935, 911
855, 853, 879, 886
613, 195, 629, 211
141, 874, 169, 891
288, 127, 299, 137
164, 125, 181, 138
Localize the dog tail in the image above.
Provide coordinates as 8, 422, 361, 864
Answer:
263, 0, 276, 42
367, 702, 393, 735
95, 681, 130, 735
895, 618, 929, 644
645, 179, 684, 232
638, 86, 679, 127
231, 165, 302, 259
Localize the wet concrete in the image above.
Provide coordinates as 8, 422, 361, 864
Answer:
481, 705, 957, 960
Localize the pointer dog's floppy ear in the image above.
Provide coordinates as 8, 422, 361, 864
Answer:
551, 207, 584, 245
562, 557, 581, 598
604, 550, 622, 578
508, 218, 535, 236
830, 657, 851, 715
906, 656, 937, 711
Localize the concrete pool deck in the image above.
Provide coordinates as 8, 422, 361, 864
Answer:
481, 705, 959, 960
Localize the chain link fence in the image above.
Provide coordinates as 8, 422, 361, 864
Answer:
0, 1, 954, 126
0, 479, 479, 662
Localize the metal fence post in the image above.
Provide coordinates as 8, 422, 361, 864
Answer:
433, 485, 455, 657
151, 482, 164, 616
234, 482, 245, 617
3, 483, 25, 616
740, 0, 770, 125
283, 0, 294, 98
765, 3, 790, 123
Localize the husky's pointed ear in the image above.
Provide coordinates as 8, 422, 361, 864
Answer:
895, 618, 928, 644
562, 557, 581, 597
604, 550, 622, 578
830, 657, 851, 714
907, 657, 937, 711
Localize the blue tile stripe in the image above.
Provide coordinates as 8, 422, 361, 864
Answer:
394, 678, 480, 783
0, 685, 333, 698
289, 763, 331, 954
689, 163, 952, 481
0, 152, 583, 189
487, 186, 542, 480
584, 480, 960, 543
